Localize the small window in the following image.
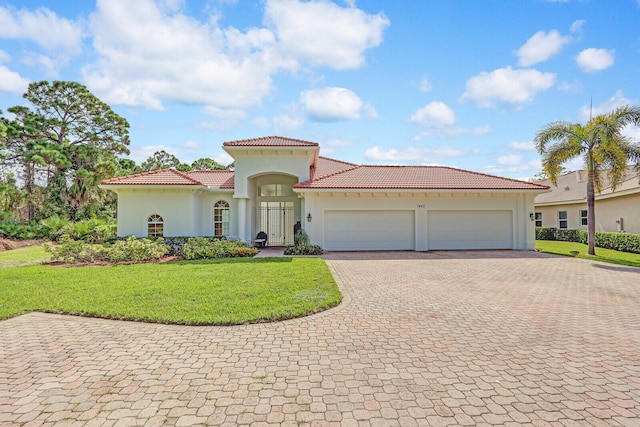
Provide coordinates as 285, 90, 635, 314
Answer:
214, 200, 230, 236
534, 212, 542, 227
580, 210, 588, 226
148, 214, 164, 237
558, 211, 568, 229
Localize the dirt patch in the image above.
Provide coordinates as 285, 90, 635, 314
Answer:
0, 238, 47, 252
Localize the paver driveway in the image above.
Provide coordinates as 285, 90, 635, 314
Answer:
1, 251, 639, 426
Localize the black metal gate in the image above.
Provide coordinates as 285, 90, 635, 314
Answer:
258, 202, 294, 246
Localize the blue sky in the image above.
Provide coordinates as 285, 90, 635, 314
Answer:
1, 0, 639, 179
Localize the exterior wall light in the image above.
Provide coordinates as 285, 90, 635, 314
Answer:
307, 212, 312, 222
529, 212, 535, 221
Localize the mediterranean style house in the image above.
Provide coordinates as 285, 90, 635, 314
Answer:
100, 136, 550, 251
534, 168, 640, 234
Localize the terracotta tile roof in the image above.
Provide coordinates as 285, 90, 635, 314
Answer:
295, 165, 550, 190
223, 136, 319, 147
187, 170, 234, 188
313, 156, 358, 179
100, 168, 203, 186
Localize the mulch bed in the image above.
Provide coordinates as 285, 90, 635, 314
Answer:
0, 238, 46, 252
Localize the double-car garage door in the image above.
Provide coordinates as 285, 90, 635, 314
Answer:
323, 209, 513, 251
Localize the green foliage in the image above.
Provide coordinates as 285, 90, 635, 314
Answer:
59, 218, 116, 243
182, 237, 258, 259
536, 226, 640, 254
141, 150, 191, 172
44, 236, 169, 264
39, 215, 70, 240
536, 240, 640, 267
191, 157, 229, 170
285, 229, 324, 255
0, 221, 47, 239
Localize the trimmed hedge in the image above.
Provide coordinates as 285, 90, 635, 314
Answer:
536, 227, 640, 254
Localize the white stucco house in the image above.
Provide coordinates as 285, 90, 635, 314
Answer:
100, 136, 550, 251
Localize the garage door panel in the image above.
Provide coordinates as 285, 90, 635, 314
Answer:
428, 210, 512, 250
325, 210, 414, 251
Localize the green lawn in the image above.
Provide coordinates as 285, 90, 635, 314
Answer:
536, 240, 640, 268
0, 245, 50, 267
0, 257, 342, 325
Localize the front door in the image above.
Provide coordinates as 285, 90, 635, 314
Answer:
258, 202, 294, 246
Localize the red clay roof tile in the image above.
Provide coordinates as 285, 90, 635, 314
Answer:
223, 136, 319, 147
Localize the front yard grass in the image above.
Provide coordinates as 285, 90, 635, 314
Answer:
0, 245, 50, 267
0, 257, 342, 325
536, 240, 640, 268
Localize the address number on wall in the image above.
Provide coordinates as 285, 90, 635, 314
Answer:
417, 204, 426, 208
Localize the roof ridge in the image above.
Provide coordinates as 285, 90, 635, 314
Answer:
306, 164, 362, 184
166, 168, 204, 185
223, 135, 319, 146
318, 155, 358, 167
434, 165, 551, 189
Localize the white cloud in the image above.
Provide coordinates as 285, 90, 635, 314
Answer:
264, 0, 390, 70
0, 65, 29, 95
0, 49, 11, 63
409, 102, 456, 127
300, 87, 366, 122
578, 90, 637, 121
461, 66, 556, 109
575, 48, 614, 73
516, 30, 571, 66
83, 0, 388, 115
182, 140, 201, 154
85, 0, 281, 111
273, 114, 304, 132
364, 145, 464, 164
508, 141, 535, 151
0, 6, 84, 53
497, 154, 522, 166
419, 75, 432, 92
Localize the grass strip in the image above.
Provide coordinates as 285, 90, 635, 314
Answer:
536, 240, 640, 268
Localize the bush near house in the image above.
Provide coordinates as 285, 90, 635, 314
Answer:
44, 236, 169, 264
536, 227, 640, 254
284, 229, 324, 256
181, 237, 258, 259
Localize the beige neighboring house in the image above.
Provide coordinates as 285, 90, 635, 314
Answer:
534, 168, 640, 234
100, 136, 550, 251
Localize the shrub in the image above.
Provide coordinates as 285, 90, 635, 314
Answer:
536, 226, 640, 254
182, 237, 258, 259
58, 218, 116, 243
283, 244, 324, 256
39, 216, 70, 240
0, 221, 48, 240
284, 229, 324, 256
44, 236, 169, 264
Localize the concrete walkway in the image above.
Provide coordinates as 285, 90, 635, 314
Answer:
1, 250, 639, 426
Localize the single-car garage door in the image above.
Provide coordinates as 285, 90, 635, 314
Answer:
427, 210, 513, 250
324, 210, 415, 251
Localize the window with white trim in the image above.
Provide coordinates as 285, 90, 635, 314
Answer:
580, 210, 588, 226
147, 214, 164, 237
534, 212, 542, 227
558, 211, 568, 229
214, 200, 230, 236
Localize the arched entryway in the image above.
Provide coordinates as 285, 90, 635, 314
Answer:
251, 174, 301, 246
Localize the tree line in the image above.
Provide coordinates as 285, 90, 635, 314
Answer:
0, 81, 230, 223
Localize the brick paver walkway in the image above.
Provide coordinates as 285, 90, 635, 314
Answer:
1, 251, 639, 426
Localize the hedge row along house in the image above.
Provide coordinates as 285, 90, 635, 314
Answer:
534, 168, 640, 234
100, 136, 550, 251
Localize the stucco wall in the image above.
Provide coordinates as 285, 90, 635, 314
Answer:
300, 191, 538, 251
536, 193, 640, 234
115, 188, 199, 237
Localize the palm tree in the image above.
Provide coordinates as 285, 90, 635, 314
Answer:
534, 105, 640, 255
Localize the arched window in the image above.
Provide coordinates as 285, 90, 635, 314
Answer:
214, 200, 230, 236
147, 214, 164, 237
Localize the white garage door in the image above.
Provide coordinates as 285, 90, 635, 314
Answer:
428, 210, 513, 250
324, 210, 415, 251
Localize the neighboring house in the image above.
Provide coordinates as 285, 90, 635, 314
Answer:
534, 168, 640, 234
100, 136, 549, 251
